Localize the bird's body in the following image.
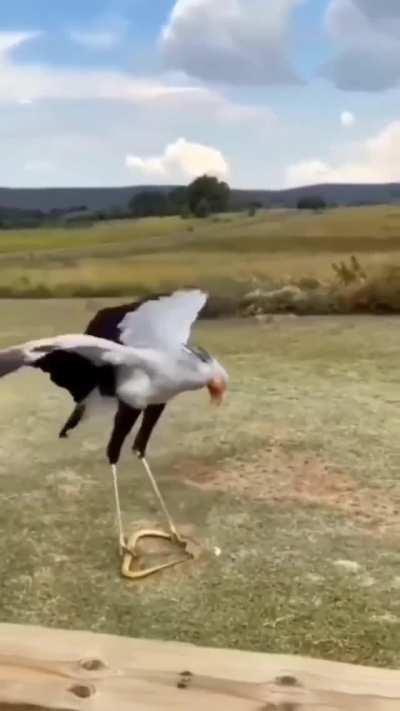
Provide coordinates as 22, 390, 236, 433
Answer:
115, 346, 212, 409
0, 289, 228, 560
10, 331, 222, 411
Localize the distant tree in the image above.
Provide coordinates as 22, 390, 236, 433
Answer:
129, 190, 170, 217
297, 195, 327, 211
180, 204, 191, 219
248, 200, 263, 216
168, 186, 188, 214
187, 175, 230, 215
194, 197, 211, 219
0, 206, 46, 229
60, 208, 97, 228
104, 205, 131, 221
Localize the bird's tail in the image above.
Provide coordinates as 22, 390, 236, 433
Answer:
59, 391, 117, 438
59, 403, 86, 438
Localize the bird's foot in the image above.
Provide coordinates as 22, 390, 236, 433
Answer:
119, 535, 129, 558
169, 526, 187, 547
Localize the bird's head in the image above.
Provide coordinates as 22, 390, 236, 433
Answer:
207, 361, 229, 406
185, 344, 228, 405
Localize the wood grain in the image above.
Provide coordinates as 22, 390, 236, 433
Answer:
0, 624, 399, 710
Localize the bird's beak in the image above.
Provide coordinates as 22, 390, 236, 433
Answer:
207, 377, 227, 406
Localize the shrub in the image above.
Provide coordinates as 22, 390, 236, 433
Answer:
332, 255, 367, 286
297, 195, 327, 211
341, 266, 400, 313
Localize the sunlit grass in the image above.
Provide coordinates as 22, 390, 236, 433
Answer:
1, 205, 400, 298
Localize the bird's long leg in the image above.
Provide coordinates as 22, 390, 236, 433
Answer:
107, 402, 142, 553
119, 404, 191, 579
133, 404, 183, 542
133, 403, 166, 459
140, 456, 181, 541
111, 464, 124, 552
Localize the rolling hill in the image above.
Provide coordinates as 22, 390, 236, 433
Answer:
0, 182, 398, 212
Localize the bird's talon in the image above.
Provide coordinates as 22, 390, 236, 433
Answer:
170, 530, 186, 546
119, 538, 128, 557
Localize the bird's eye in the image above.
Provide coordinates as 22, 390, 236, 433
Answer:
186, 345, 211, 363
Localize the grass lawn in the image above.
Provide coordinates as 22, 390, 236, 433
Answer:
1, 300, 400, 667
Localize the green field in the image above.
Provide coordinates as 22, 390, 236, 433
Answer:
1, 301, 400, 667
1, 205, 400, 300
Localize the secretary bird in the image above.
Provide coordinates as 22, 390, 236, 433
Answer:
0, 290, 228, 562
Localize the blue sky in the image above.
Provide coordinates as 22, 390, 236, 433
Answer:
0, 0, 399, 188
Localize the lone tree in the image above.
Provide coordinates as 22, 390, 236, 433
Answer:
297, 195, 327, 212
248, 200, 263, 217
129, 190, 170, 217
187, 175, 230, 216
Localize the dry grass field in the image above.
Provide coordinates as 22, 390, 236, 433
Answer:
1, 205, 400, 300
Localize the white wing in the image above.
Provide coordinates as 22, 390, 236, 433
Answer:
0, 334, 132, 378
118, 289, 208, 349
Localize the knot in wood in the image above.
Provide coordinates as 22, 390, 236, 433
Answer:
274, 675, 301, 687
69, 683, 96, 699
177, 669, 193, 689
261, 704, 300, 711
80, 657, 107, 672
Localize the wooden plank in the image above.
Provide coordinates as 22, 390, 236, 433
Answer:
0, 624, 399, 710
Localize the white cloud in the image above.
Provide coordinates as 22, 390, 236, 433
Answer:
69, 29, 121, 51
69, 14, 127, 51
286, 159, 330, 186
126, 137, 230, 180
286, 121, 400, 186
156, 84, 277, 125
160, 0, 303, 85
340, 111, 355, 127
0, 31, 38, 54
0, 32, 206, 104
0, 31, 276, 188
0, 31, 275, 130
324, 0, 400, 91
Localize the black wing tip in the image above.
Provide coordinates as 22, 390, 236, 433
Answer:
85, 291, 172, 342
0, 348, 26, 378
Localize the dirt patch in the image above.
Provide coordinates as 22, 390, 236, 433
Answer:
176, 445, 400, 537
